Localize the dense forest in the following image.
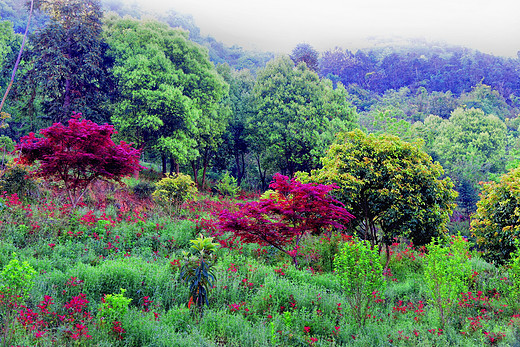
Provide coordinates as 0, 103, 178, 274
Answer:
0, 0, 519, 218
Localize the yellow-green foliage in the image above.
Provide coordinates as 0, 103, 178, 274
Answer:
215, 171, 238, 197
471, 167, 520, 264
98, 288, 132, 325
506, 242, 520, 309
424, 235, 472, 327
333, 238, 386, 327
152, 173, 197, 209
305, 129, 457, 247
0, 253, 37, 305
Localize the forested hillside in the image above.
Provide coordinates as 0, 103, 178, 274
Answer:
0, 0, 519, 218
3, 1, 520, 346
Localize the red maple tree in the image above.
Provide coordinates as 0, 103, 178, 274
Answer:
217, 173, 355, 266
16, 113, 142, 207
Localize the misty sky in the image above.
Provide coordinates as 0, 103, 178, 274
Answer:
137, 0, 519, 57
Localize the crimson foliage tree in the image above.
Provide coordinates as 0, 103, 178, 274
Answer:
217, 173, 354, 266
16, 114, 142, 207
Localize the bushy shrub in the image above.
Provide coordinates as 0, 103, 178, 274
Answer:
0, 253, 37, 305
98, 288, 132, 330
333, 238, 386, 327
502, 242, 520, 310
152, 173, 197, 212
132, 181, 156, 200
215, 171, 239, 197
0, 161, 38, 198
423, 235, 472, 328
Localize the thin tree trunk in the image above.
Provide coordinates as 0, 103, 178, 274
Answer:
192, 161, 199, 187
201, 149, 210, 190
255, 153, 267, 190
170, 156, 179, 175
384, 243, 391, 272
0, 0, 34, 114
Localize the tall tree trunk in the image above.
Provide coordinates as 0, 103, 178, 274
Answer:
161, 155, 167, 175
201, 148, 211, 190
236, 152, 246, 186
255, 153, 267, 190
170, 156, 179, 175
234, 152, 242, 186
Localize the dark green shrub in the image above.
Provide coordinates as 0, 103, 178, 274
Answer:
0, 162, 38, 198
133, 181, 156, 200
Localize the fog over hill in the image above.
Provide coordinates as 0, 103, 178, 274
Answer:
134, 0, 520, 58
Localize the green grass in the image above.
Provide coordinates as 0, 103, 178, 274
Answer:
0, 191, 518, 346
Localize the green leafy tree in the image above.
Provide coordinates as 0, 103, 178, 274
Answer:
214, 64, 255, 186
415, 107, 507, 215
21, 0, 110, 124
460, 83, 512, 120
0, 18, 18, 92
104, 15, 228, 185
307, 129, 457, 266
250, 56, 357, 187
471, 167, 520, 264
290, 43, 319, 72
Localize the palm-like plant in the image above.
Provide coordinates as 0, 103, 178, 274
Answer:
179, 234, 219, 317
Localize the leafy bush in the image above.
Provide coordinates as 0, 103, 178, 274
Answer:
98, 288, 132, 328
423, 235, 472, 328
152, 173, 197, 212
0, 253, 37, 305
215, 171, 239, 197
333, 238, 386, 327
503, 242, 520, 310
0, 161, 38, 198
471, 167, 520, 264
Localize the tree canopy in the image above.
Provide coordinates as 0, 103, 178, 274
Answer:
103, 15, 228, 183
23, 0, 109, 124
302, 129, 457, 261
471, 167, 520, 264
249, 56, 357, 186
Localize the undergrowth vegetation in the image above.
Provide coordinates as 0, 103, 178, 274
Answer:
0, 128, 518, 346
0, 178, 519, 347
